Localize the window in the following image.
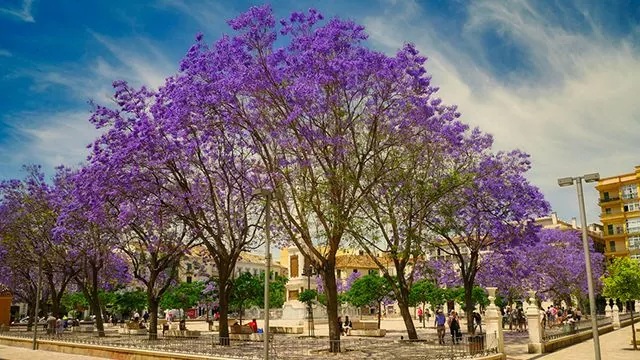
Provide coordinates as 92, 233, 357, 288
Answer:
627, 218, 640, 234
253, 269, 258, 276
605, 208, 612, 214
368, 269, 376, 275
337, 270, 342, 279
186, 263, 193, 270
622, 184, 638, 200
603, 192, 610, 200
290, 255, 299, 278
353, 269, 358, 273
607, 224, 614, 235
629, 236, 640, 251
186, 276, 192, 284
624, 202, 640, 212
609, 241, 616, 252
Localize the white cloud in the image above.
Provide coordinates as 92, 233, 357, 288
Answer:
0, 111, 99, 173
0, 49, 12, 57
0, 0, 35, 22
2, 32, 176, 177
362, 0, 640, 222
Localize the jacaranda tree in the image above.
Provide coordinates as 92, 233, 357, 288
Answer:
424, 151, 550, 332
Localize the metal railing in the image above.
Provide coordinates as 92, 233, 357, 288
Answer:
542, 315, 612, 342
0, 328, 499, 359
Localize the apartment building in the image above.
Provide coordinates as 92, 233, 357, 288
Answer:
596, 165, 640, 260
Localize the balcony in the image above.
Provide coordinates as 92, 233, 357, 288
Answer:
605, 228, 625, 237
599, 196, 621, 205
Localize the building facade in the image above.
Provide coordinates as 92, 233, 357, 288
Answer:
180, 247, 287, 284
596, 165, 640, 260
535, 212, 605, 253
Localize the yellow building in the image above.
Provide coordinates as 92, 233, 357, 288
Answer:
535, 212, 605, 253
596, 165, 640, 260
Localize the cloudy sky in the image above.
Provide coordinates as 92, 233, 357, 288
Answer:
1, 0, 638, 223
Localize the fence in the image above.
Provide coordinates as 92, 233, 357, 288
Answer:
542, 315, 612, 342
0, 328, 499, 360
618, 312, 633, 322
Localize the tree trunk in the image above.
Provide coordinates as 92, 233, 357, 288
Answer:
377, 301, 382, 329
324, 267, 341, 353
91, 265, 105, 337
631, 308, 637, 351
395, 290, 418, 339
464, 281, 475, 334
26, 303, 35, 332
218, 284, 231, 345
147, 297, 159, 340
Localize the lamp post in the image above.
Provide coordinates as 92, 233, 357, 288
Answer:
32, 257, 43, 350
558, 173, 601, 360
302, 264, 315, 337
258, 190, 272, 360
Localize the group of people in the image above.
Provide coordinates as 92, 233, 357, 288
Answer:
543, 305, 582, 328
336, 316, 353, 336
502, 306, 527, 332
433, 309, 482, 344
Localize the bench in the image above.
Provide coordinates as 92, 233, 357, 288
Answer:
230, 324, 253, 334
270, 326, 303, 334
165, 330, 201, 338
229, 333, 265, 341
352, 320, 378, 330
118, 328, 147, 335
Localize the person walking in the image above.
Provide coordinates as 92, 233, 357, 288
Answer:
418, 307, 423, 325
435, 310, 447, 344
447, 311, 462, 344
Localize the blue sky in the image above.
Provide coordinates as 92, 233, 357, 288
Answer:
1, 0, 639, 223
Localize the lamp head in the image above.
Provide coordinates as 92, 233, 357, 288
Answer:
557, 177, 575, 187
583, 173, 600, 183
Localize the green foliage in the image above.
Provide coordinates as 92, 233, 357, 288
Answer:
449, 286, 489, 308
602, 257, 640, 301
409, 280, 446, 308
298, 289, 318, 305
113, 288, 147, 316
230, 272, 263, 313
346, 274, 393, 307
61, 292, 89, 312
160, 281, 205, 311
259, 272, 288, 308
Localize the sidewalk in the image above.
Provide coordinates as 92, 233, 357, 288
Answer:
507, 326, 640, 360
0, 345, 104, 360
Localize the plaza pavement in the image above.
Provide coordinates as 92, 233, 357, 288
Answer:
505, 325, 640, 360
0, 344, 104, 360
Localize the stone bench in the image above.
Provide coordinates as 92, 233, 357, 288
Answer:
352, 320, 378, 330
270, 326, 303, 334
351, 329, 386, 337
73, 325, 95, 333
229, 333, 265, 341
118, 328, 147, 335
165, 330, 201, 338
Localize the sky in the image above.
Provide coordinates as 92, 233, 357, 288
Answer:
0, 0, 639, 224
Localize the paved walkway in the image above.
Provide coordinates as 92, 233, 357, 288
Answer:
0, 344, 103, 360
506, 326, 640, 360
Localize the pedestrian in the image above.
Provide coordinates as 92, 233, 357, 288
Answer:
337, 316, 344, 336
46, 313, 56, 335
447, 311, 462, 344
435, 309, 446, 345
473, 311, 482, 334
143, 311, 149, 323
425, 309, 431, 325
418, 307, 423, 324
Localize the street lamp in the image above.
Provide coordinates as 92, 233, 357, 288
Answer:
256, 189, 272, 360
301, 263, 315, 337
558, 173, 601, 360
32, 257, 43, 350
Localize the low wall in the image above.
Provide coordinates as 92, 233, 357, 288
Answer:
0, 335, 235, 360
544, 324, 614, 353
